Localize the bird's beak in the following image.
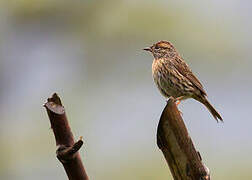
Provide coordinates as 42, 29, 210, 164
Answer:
143, 47, 152, 52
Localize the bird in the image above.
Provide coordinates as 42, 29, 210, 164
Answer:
143, 40, 222, 122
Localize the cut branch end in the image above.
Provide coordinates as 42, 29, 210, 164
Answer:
157, 97, 210, 180
44, 93, 88, 180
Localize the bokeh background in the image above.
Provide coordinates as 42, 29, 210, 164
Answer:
1, 0, 251, 179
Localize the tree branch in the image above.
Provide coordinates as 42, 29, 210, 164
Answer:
157, 97, 210, 180
44, 93, 89, 180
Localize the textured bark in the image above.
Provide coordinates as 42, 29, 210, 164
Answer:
157, 97, 210, 180
44, 93, 89, 180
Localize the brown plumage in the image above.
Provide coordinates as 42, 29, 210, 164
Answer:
143, 40, 222, 122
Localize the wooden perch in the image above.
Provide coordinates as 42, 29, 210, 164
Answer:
44, 93, 89, 180
157, 97, 210, 180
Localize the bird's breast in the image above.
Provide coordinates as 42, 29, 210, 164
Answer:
152, 59, 166, 86
152, 59, 171, 98
152, 59, 163, 76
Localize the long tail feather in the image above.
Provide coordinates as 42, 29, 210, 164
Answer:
199, 97, 223, 122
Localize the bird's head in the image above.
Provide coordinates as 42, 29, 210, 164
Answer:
143, 41, 177, 59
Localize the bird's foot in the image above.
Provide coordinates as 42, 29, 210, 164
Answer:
175, 96, 186, 106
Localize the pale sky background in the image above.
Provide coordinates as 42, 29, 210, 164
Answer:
0, 1, 251, 179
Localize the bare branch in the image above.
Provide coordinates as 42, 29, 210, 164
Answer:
44, 93, 89, 180
157, 97, 210, 180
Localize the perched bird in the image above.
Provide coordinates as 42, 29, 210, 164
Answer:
143, 40, 222, 122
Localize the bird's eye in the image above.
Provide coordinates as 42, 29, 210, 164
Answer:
155, 46, 160, 49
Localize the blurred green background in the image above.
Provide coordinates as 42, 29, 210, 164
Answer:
0, 0, 251, 179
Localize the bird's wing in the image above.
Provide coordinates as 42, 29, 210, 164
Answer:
173, 56, 207, 96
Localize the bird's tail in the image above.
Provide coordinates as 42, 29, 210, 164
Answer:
198, 97, 223, 122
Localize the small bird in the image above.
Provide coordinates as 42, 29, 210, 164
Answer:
143, 40, 222, 122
